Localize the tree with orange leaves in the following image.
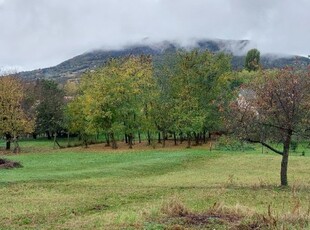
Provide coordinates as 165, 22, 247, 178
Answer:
0, 76, 34, 152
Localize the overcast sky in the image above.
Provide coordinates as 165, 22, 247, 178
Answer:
0, 0, 309, 71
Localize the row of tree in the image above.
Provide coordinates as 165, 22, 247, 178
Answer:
66, 51, 237, 148
1, 48, 310, 186
0, 50, 238, 151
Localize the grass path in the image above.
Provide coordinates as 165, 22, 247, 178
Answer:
0, 147, 310, 229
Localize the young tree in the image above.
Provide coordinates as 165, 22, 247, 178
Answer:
65, 95, 96, 147
245, 48, 260, 71
229, 67, 310, 186
35, 80, 65, 141
0, 76, 34, 152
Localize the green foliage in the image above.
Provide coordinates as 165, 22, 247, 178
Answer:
244, 48, 260, 71
64, 51, 237, 147
66, 56, 155, 147
215, 136, 255, 151
35, 79, 65, 135
290, 141, 298, 152
153, 50, 234, 140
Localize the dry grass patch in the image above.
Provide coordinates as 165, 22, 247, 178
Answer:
148, 197, 310, 229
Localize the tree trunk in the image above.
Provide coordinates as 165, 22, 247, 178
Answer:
125, 134, 128, 144
158, 132, 161, 143
54, 132, 57, 149
173, 132, 177, 146
84, 139, 88, 148
280, 152, 289, 186
281, 132, 292, 186
138, 132, 141, 143
162, 131, 166, 148
187, 133, 191, 148
194, 132, 200, 146
13, 136, 20, 153
32, 133, 37, 139
147, 131, 151, 145
111, 133, 117, 149
46, 131, 52, 140
128, 133, 133, 149
180, 132, 184, 144
67, 132, 70, 147
203, 130, 206, 144
5, 133, 11, 150
105, 133, 110, 147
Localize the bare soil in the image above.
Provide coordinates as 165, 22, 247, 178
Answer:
79, 140, 214, 153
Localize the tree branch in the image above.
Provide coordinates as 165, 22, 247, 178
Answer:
245, 139, 283, 156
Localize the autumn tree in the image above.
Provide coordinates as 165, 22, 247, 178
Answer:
66, 55, 155, 149
229, 66, 310, 186
65, 95, 96, 147
245, 48, 260, 71
0, 76, 34, 152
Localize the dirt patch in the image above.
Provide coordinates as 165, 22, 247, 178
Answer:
70, 140, 214, 154
160, 211, 244, 229
158, 207, 290, 229
185, 212, 242, 225
0, 158, 23, 169
155, 199, 276, 229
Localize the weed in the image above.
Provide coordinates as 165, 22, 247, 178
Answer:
226, 174, 235, 186
161, 196, 189, 217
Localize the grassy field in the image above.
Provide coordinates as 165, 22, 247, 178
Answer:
0, 140, 310, 229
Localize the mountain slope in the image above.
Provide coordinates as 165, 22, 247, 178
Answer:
18, 39, 310, 82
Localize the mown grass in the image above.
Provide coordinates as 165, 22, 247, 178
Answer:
0, 143, 310, 229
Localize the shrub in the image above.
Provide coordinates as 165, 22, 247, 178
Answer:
290, 141, 298, 152
215, 136, 255, 151
0, 158, 23, 169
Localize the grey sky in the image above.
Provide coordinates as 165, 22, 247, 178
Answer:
0, 0, 309, 71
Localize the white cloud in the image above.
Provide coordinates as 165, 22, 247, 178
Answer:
0, 0, 309, 70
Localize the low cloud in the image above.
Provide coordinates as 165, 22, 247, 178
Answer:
0, 0, 309, 70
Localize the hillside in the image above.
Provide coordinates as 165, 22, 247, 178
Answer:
18, 39, 310, 83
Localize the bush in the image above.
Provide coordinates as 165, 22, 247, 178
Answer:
215, 136, 255, 151
0, 158, 23, 169
290, 141, 298, 152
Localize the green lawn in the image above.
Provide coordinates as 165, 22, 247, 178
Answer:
0, 146, 310, 229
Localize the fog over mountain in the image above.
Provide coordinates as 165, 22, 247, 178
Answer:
17, 39, 310, 83
0, 0, 309, 71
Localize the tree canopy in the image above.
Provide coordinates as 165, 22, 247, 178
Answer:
0, 76, 34, 152
244, 48, 260, 71
34, 80, 65, 140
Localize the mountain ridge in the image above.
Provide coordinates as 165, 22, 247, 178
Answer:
17, 39, 310, 82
